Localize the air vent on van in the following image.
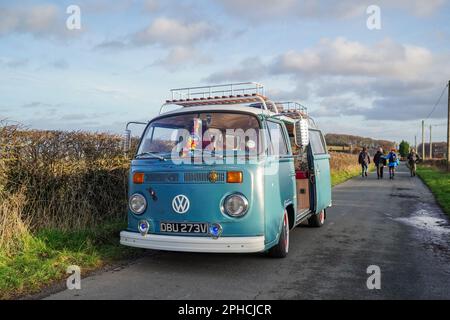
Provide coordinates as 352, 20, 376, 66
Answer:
184, 172, 225, 183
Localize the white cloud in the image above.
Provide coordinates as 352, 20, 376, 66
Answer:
208, 37, 435, 82
213, 0, 447, 20
94, 15, 218, 68
216, 0, 298, 19
153, 46, 211, 69
0, 5, 63, 38
132, 17, 217, 47
205, 57, 266, 83
273, 38, 433, 80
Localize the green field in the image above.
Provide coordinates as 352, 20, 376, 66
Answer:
417, 165, 450, 216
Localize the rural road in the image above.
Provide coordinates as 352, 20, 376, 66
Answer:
46, 163, 450, 300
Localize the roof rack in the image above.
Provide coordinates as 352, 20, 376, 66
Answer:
271, 101, 317, 127
276, 102, 308, 115
160, 83, 312, 119
160, 82, 278, 114
170, 82, 265, 100
275, 102, 309, 120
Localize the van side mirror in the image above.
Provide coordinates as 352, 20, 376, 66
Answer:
294, 119, 309, 148
123, 121, 148, 155
123, 129, 132, 154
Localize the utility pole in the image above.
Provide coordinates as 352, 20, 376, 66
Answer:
422, 120, 425, 160
429, 125, 432, 159
414, 135, 417, 151
447, 80, 450, 171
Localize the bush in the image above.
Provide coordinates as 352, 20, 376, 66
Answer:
0, 123, 131, 255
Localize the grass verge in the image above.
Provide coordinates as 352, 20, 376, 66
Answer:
330, 152, 375, 186
417, 165, 450, 216
331, 167, 361, 186
0, 221, 140, 299
331, 165, 375, 186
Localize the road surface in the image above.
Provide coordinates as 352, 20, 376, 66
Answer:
46, 163, 450, 300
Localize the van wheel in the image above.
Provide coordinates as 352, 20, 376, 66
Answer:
308, 209, 326, 228
267, 211, 289, 258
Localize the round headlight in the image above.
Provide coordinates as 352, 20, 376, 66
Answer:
130, 194, 147, 215
222, 193, 249, 217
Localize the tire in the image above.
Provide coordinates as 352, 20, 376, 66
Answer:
308, 209, 326, 228
267, 211, 289, 258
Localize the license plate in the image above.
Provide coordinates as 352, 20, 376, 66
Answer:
160, 222, 208, 234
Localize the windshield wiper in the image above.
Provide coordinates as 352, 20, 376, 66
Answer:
200, 150, 224, 159
135, 152, 167, 161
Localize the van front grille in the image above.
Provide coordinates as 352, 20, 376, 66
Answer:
146, 173, 179, 183
145, 172, 226, 183
184, 172, 225, 183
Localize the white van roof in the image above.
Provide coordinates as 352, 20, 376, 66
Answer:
160, 104, 276, 117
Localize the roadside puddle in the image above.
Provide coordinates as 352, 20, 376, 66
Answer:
395, 207, 450, 235
394, 203, 450, 260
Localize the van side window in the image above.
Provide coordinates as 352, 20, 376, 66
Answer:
309, 130, 327, 155
267, 121, 289, 156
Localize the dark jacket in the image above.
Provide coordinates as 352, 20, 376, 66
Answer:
407, 152, 421, 164
373, 151, 386, 166
358, 151, 371, 165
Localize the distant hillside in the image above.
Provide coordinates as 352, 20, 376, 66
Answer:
325, 133, 396, 152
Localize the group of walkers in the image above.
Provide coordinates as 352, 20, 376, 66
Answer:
358, 147, 422, 180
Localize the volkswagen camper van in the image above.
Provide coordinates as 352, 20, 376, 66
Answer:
120, 82, 332, 258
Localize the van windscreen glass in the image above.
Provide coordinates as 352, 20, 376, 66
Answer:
137, 112, 264, 159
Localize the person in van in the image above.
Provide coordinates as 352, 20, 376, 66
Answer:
407, 148, 421, 177
373, 147, 386, 179
358, 147, 371, 178
387, 148, 399, 180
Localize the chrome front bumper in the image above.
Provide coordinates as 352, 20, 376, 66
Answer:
120, 231, 265, 253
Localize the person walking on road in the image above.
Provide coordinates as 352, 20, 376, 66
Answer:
387, 148, 399, 180
373, 147, 386, 179
358, 147, 371, 178
407, 148, 421, 177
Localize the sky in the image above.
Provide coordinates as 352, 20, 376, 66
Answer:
1, 0, 450, 144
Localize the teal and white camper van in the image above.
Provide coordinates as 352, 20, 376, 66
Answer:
121, 82, 332, 258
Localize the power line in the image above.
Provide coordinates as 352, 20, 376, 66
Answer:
425, 83, 449, 120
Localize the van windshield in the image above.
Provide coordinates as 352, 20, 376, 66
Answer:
137, 112, 264, 159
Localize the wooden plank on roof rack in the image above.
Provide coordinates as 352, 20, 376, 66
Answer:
166, 94, 268, 108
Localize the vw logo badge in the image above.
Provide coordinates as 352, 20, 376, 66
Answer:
172, 195, 190, 214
